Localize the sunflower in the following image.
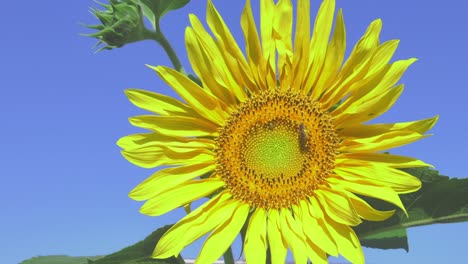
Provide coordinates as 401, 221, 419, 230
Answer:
118, 0, 438, 263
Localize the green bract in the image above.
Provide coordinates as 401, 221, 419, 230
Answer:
84, 0, 145, 51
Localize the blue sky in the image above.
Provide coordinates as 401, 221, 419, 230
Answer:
1, 0, 467, 263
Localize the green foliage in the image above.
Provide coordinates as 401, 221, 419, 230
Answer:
355, 167, 468, 251
139, 0, 190, 29
90, 224, 185, 264
20, 225, 185, 264
19, 255, 103, 264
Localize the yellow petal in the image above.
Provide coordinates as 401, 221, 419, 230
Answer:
241, 0, 262, 67
315, 188, 362, 226
304, 237, 328, 264
300, 199, 338, 256
244, 208, 267, 264
274, 0, 293, 50
189, 14, 249, 102
117, 132, 214, 150
267, 209, 287, 264
311, 8, 346, 97
279, 55, 293, 91
345, 18, 382, 63
304, 0, 336, 96
129, 115, 219, 137
129, 163, 215, 201
196, 202, 249, 264
337, 116, 439, 139
280, 209, 308, 264
140, 178, 224, 216
335, 57, 417, 123
329, 40, 401, 115
293, 0, 310, 62
260, 0, 276, 90
121, 146, 214, 168
327, 177, 407, 216
206, 0, 246, 67
347, 192, 395, 221
320, 19, 382, 108
341, 130, 430, 153
206, 0, 257, 94
334, 84, 404, 126
325, 218, 365, 264
337, 152, 432, 168
233, 51, 263, 94
366, 39, 400, 77
153, 191, 231, 258
274, 0, 293, 86
334, 163, 422, 194
183, 198, 238, 243
391, 115, 439, 134
185, 27, 236, 108
291, 8, 312, 92
151, 65, 228, 125
239, 0, 270, 93
125, 89, 197, 117
308, 194, 324, 219
370, 58, 417, 98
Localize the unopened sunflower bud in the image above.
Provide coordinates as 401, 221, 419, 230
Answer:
83, 0, 146, 51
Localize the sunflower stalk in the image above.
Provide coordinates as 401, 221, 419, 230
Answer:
143, 26, 184, 73
223, 246, 235, 264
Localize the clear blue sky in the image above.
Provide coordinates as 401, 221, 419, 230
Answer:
1, 0, 467, 263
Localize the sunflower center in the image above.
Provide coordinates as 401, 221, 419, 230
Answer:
215, 91, 339, 209
243, 121, 305, 179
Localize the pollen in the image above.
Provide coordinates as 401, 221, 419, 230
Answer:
215, 91, 340, 209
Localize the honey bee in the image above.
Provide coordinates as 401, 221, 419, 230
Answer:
299, 123, 308, 152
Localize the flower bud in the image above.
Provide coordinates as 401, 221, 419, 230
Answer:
83, 0, 146, 51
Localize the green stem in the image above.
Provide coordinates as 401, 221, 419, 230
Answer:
143, 20, 185, 74
223, 246, 235, 264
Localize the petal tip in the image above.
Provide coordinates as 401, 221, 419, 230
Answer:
124, 89, 134, 96
139, 203, 157, 216
145, 64, 158, 71
128, 187, 143, 201
116, 137, 125, 148
152, 246, 176, 260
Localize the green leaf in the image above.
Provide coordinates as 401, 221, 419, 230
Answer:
139, 0, 190, 29
91, 224, 185, 264
138, 0, 157, 29
20, 225, 185, 264
360, 229, 409, 251
355, 167, 468, 251
19, 255, 103, 264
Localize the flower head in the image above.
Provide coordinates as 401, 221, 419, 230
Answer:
119, 0, 438, 263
